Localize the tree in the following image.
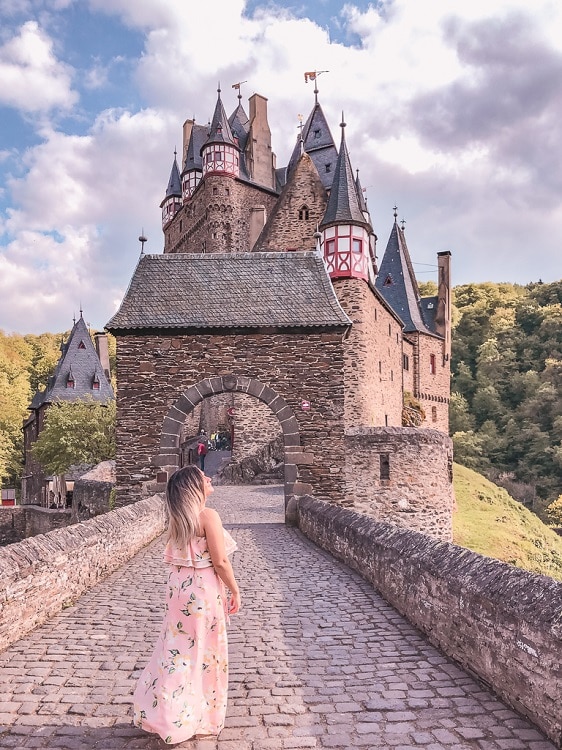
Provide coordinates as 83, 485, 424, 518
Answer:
449, 392, 474, 434
31, 398, 116, 475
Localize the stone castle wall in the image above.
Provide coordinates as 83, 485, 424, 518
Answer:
335, 279, 404, 428
296, 496, 562, 748
414, 332, 450, 432
231, 393, 281, 461
0, 495, 166, 654
114, 330, 347, 504
344, 427, 454, 541
164, 175, 278, 254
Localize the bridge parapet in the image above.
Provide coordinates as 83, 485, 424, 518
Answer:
297, 495, 562, 747
0, 495, 166, 654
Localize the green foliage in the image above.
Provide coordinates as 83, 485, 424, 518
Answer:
0, 331, 33, 486
402, 391, 425, 426
451, 280, 562, 502
453, 463, 562, 581
31, 398, 116, 476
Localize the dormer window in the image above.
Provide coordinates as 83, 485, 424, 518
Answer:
325, 163, 331, 173
314, 129, 321, 139
78, 340, 86, 349
298, 205, 309, 221
66, 370, 75, 389
92, 373, 101, 391
384, 274, 393, 286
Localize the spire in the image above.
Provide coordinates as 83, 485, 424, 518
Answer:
165, 152, 182, 198
203, 85, 236, 149
286, 95, 338, 189
375, 214, 432, 334
319, 116, 367, 229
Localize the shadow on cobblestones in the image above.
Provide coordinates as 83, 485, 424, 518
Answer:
0, 485, 556, 749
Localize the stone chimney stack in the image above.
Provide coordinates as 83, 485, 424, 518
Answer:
247, 94, 274, 189
94, 332, 111, 380
435, 251, 452, 362
182, 119, 194, 167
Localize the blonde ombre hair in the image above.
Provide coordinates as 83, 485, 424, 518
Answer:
166, 466, 206, 549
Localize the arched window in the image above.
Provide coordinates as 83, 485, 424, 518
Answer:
298, 205, 309, 221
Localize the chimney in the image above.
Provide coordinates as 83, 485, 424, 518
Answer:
248, 94, 274, 189
94, 332, 111, 380
434, 251, 452, 361
182, 119, 194, 167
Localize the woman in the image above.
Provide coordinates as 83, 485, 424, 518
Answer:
133, 466, 240, 744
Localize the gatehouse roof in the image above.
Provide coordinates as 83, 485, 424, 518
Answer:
106, 252, 352, 332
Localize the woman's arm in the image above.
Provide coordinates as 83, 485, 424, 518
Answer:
200, 507, 241, 614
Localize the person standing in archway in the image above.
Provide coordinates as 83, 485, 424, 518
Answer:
197, 438, 208, 471
133, 466, 240, 743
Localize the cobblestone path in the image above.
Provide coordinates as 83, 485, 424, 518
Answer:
0, 485, 555, 750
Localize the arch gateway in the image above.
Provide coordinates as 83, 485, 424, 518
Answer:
107, 251, 454, 539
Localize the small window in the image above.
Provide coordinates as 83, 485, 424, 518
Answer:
213, 187, 218, 195
298, 205, 309, 220
430, 353, 436, 375
179, 220, 183, 232
92, 381, 100, 391
352, 238, 362, 254
403, 354, 410, 371
380, 454, 390, 479
78, 340, 86, 350
383, 274, 393, 286
374, 309, 378, 321
314, 129, 321, 139
326, 238, 336, 255
388, 324, 392, 336
325, 163, 331, 173
432, 406, 437, 422
66, 378, 75, 389
391, 370, 394, 381
378, 361, 382, 373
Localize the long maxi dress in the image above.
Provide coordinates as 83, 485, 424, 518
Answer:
133, 529, 237, 744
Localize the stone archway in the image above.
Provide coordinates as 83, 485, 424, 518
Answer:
156, 374, 303, 523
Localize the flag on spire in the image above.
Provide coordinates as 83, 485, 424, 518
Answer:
304, 71, 317, 83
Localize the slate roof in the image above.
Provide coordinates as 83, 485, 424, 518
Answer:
203, 90, 237, 149
28, 316, 114, 410
183, 124, 207, 174
106, 252, 351, 331
375, 222, 437, 335
287, 101, 338, 189
320, 123, 369, 229
164, 156, 181, 198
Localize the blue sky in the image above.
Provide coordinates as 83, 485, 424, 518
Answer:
1, 0, 561, 334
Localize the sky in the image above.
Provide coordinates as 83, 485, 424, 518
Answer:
1, 0, 561, 335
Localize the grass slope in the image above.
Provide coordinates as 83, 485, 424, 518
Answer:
453, 463, 562, 582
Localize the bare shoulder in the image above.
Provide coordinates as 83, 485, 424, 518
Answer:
200, 506, 222, 530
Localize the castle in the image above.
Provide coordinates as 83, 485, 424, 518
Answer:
107, 84, 454, 540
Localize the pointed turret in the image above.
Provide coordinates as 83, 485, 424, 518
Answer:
319, 118, 375, 283
181, 123, 207, 200
201, 86, 240, 178
160, 153, 182, 228
375, 213, 433, 334
286, 98, 338, 189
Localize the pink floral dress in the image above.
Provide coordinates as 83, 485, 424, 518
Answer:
133, 530, 237, 744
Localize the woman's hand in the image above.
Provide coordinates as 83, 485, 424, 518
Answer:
228, 590, 241, 615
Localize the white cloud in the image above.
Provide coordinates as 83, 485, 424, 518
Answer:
1, 0, 562, 334
0, 20, 78, 113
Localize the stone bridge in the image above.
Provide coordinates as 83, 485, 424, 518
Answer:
0, 483, 560, 749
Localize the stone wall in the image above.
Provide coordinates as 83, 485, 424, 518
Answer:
296, 496, 562, 747
231, 393, 281, 461
0, 495, 166, 654
344, 427, 454, 541
164, 174, 278, 255
415, 331, 450, 433
25, 506, 73, 537
114, 330, 347, 504
335, 279, 404, 428
71, 460, 115, 522
0, 508, 26, 546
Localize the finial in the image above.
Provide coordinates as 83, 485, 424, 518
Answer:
174, 146, 177, 159
400, 218, 406, 231
217, 82, 221, 96
79, 303, 83, 319
340, 111, 346, 129
73, 312, 76, 325
393, 205, 398, 220
138, 229, 147, 254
